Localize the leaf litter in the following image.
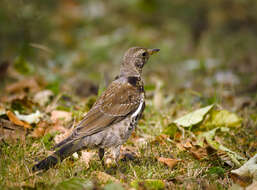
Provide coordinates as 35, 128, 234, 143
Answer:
230, 153, 257, 188
0, 73, 256, 189
170, 104, 246, 166
157, 157, 181, 169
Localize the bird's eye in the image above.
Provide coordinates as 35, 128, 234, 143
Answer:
142, 52, 147, 57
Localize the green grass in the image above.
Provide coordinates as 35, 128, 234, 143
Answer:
1, 95, 256, 190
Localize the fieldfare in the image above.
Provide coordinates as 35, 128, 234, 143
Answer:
32, 47, 160, 171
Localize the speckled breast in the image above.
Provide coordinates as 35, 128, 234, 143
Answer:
81, 95, 145, 149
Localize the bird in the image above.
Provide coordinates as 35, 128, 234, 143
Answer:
32, 47, 160, 172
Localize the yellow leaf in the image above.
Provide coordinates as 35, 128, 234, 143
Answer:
208, 110, 242, 128
158, 157, 180, 169
173, 104, 214, 127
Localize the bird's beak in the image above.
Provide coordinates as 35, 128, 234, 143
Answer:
147, 48, 160, 55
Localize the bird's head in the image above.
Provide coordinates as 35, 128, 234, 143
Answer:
120, 47, 160, 77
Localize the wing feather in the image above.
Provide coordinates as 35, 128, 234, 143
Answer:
72, 80, 141, 139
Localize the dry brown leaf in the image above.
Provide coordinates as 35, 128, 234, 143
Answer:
158, 157, 180, 169
179, 139, 193, 149
0, 92, 26, 103
230, 153, 257, 188
31, 121, 48, 138
151, 134, 169, 145
184, 140, 193, 148
5, 78, 40, 93
31, 127, 45, 138
51, 110, 72, 124
189, 146, 208, 160
0, 119, 26, 143
176, 139, 210, 160
230, 173, 252, 187
6, 111, 31, 129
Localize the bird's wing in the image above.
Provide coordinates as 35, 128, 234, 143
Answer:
73, 80, 141, 139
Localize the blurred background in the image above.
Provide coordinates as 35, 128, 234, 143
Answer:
1, 0, 257, 100
1, 1, 257, 188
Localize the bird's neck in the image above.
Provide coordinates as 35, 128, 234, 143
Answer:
119, 70, 141, 78
120, 57, 143, 78
118, 66, 142, 79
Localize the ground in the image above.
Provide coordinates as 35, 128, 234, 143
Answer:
0, 1, 257, 189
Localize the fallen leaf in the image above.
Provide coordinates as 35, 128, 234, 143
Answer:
197, 128, 246, 166
176, 140, 192, 151
33, 90, 54, 106
51, 110, 72, 124
158, 157, 180, 169
230, 173, 253, 188
6, 111, 31, 129
183, 140, 193, 148
231, 153, 257, 188
205, 110, 242, 128
31, 121, 48, 138
0, 119, 26, 142
14, 110, 42, 124
189, 146, 208, 160
31, 126, 45, 138
0, 92, 26, 103
151, 134, 169, 145
173, 104, 214, 127
5, 77, 40, 93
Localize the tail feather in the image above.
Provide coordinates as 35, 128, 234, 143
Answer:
32, 141, 80, 172
32, 155, 59, 172
52, 134, 74, 150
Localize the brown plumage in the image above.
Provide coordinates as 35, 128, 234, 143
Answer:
32, 47, 159, 172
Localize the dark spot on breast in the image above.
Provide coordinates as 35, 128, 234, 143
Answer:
139, 86, 144, 93
127, 76, 140, 86
128, 95, 132, 101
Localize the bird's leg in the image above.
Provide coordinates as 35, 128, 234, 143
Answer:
112, 145, 121, 167
98, 148, 105, 166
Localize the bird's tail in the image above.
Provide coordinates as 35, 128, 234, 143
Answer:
32, 140, 81, 172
